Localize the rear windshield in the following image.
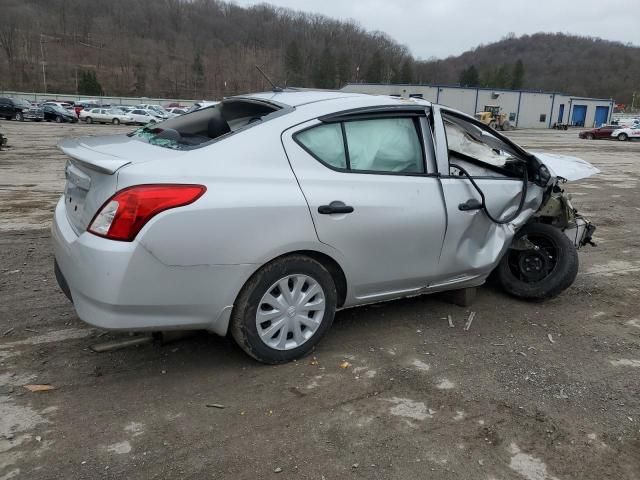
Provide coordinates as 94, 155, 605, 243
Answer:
129, 99, 282, 150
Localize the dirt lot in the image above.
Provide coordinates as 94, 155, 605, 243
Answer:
1, 120, 640, 480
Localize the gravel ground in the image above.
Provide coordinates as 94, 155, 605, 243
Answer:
1, 120, 639, 479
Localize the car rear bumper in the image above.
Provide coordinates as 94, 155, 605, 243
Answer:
51, 197, 254, 335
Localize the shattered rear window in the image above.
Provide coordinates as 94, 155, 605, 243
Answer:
129, 100, 282, 150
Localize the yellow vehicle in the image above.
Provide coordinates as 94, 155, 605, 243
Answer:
475, 105, 513, 131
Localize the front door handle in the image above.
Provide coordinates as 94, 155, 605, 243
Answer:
458, 199, 483, 211
318, 201, 354, 215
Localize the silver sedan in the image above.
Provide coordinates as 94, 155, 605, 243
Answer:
52, 90, 598, 363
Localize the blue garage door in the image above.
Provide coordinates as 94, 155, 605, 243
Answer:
571, 105, 587, 127
594, 106, 609, 127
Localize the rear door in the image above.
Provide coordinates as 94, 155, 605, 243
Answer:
430, 107, 545, 285
282, 110, 447, 302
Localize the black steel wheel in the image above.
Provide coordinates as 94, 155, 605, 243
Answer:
497, 223, 578, 300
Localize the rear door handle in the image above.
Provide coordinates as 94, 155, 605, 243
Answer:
318, 201, 354, 215
458, 199, 483, 211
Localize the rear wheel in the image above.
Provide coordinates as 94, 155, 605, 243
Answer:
230, 255, 337, 364
618, 133, 628, 141
497, 223, 578, 300
585, 133, 594, 140
112, 118, 120, 125
489, 121, 497, 130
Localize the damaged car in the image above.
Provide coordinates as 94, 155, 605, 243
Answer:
52, 90, 598, 363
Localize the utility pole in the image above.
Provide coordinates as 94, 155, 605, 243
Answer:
40, 34, 47, 94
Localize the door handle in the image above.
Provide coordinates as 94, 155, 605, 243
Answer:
458, 199, 483, 211
318, 201, 354, 215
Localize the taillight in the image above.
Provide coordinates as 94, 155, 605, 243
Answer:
88, 184, 206, 241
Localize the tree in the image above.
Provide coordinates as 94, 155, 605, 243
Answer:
511, 59, 524, 89
311, 45, 336, 89
399, 59, 413, 83
78, 70, 103, 95
459, 65, 479, 87
336, 52, 351, 87
284, 41, 304, 86
365, 50, 384, 83
192, 51, 204, 96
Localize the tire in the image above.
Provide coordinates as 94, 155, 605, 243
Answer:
55, 116, 62, 123
489, 121, 497, 130
497, 222, 579, 301
230, 255, 337, 364
112, 118, 120, 125
15, 112, 24, 122
85, 117, 92, 124
585, 133, 594, 140
618, 133, 628, 141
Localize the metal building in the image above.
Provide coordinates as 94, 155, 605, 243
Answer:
341, 83, 615, 129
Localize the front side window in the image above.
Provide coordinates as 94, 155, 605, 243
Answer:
443, 112, 525, 178
295, 116, 425, 174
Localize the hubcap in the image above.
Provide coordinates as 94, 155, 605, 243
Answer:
255, 274, 325, 351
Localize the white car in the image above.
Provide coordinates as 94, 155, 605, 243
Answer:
165, 107, 187, 117
135, 104, 170, 119
128, 108, 162, 125
80, 108, 135, 125
611, 126, 640, 141
185, 101, 219, 113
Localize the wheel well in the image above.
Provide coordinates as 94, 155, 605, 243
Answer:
274, 250, 348, 307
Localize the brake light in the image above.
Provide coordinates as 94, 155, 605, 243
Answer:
88, 184, 206, 241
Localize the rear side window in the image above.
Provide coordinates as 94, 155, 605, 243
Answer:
295, 116, 425, 174
345, 118, 423, 173
295, 123, 347, 169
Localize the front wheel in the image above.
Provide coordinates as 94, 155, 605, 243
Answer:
55, 116, 62, 123
585, 133, 594, 140
230, 255, 337, 364
85, 117, 92, 124
15, 112, 24, 122
497, 222, 579, 300
618, 133, 628, 141
112, 118, 120, 125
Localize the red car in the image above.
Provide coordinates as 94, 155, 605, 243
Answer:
578, 125, 617, 140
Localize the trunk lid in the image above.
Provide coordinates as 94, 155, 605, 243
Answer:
58, 134, 188, 233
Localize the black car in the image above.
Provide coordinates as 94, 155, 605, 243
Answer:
0, 97, 43, 121
43, 104, 78, 123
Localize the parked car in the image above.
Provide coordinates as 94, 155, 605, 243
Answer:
127, 108, 162, 125
43, 104, 79, 123
165, 102, 188, 109
0, 97, 44, 121
135, 104, 170, 119
185, 101, 219, 114
578, 125, 619, 140
52, 91, 598, 364
165, 107, 187, 117
80, 107, 135, 125
610, 126, 640, 141
43, 101, 75, 111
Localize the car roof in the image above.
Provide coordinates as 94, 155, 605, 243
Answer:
236, 89, 432, 110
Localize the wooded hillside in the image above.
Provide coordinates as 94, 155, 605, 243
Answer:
0, 1, 637, 103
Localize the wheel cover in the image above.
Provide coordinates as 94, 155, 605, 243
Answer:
255, 274, 326, 351
508, 234, 559, 283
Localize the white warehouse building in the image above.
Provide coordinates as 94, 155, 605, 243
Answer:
341, 83, 615, 129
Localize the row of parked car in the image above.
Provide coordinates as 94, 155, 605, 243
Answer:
579, 118, 640, 141
0, 97, 219, 126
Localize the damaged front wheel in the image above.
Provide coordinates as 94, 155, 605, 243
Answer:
497, 223, 578, 300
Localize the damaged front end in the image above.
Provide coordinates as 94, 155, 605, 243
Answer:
534, 182, 596, 248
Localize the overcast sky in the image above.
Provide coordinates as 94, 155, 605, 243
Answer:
234, 0, 640, 59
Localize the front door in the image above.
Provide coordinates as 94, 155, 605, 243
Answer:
282, 112, 447, 302
429, 107, 545, 287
